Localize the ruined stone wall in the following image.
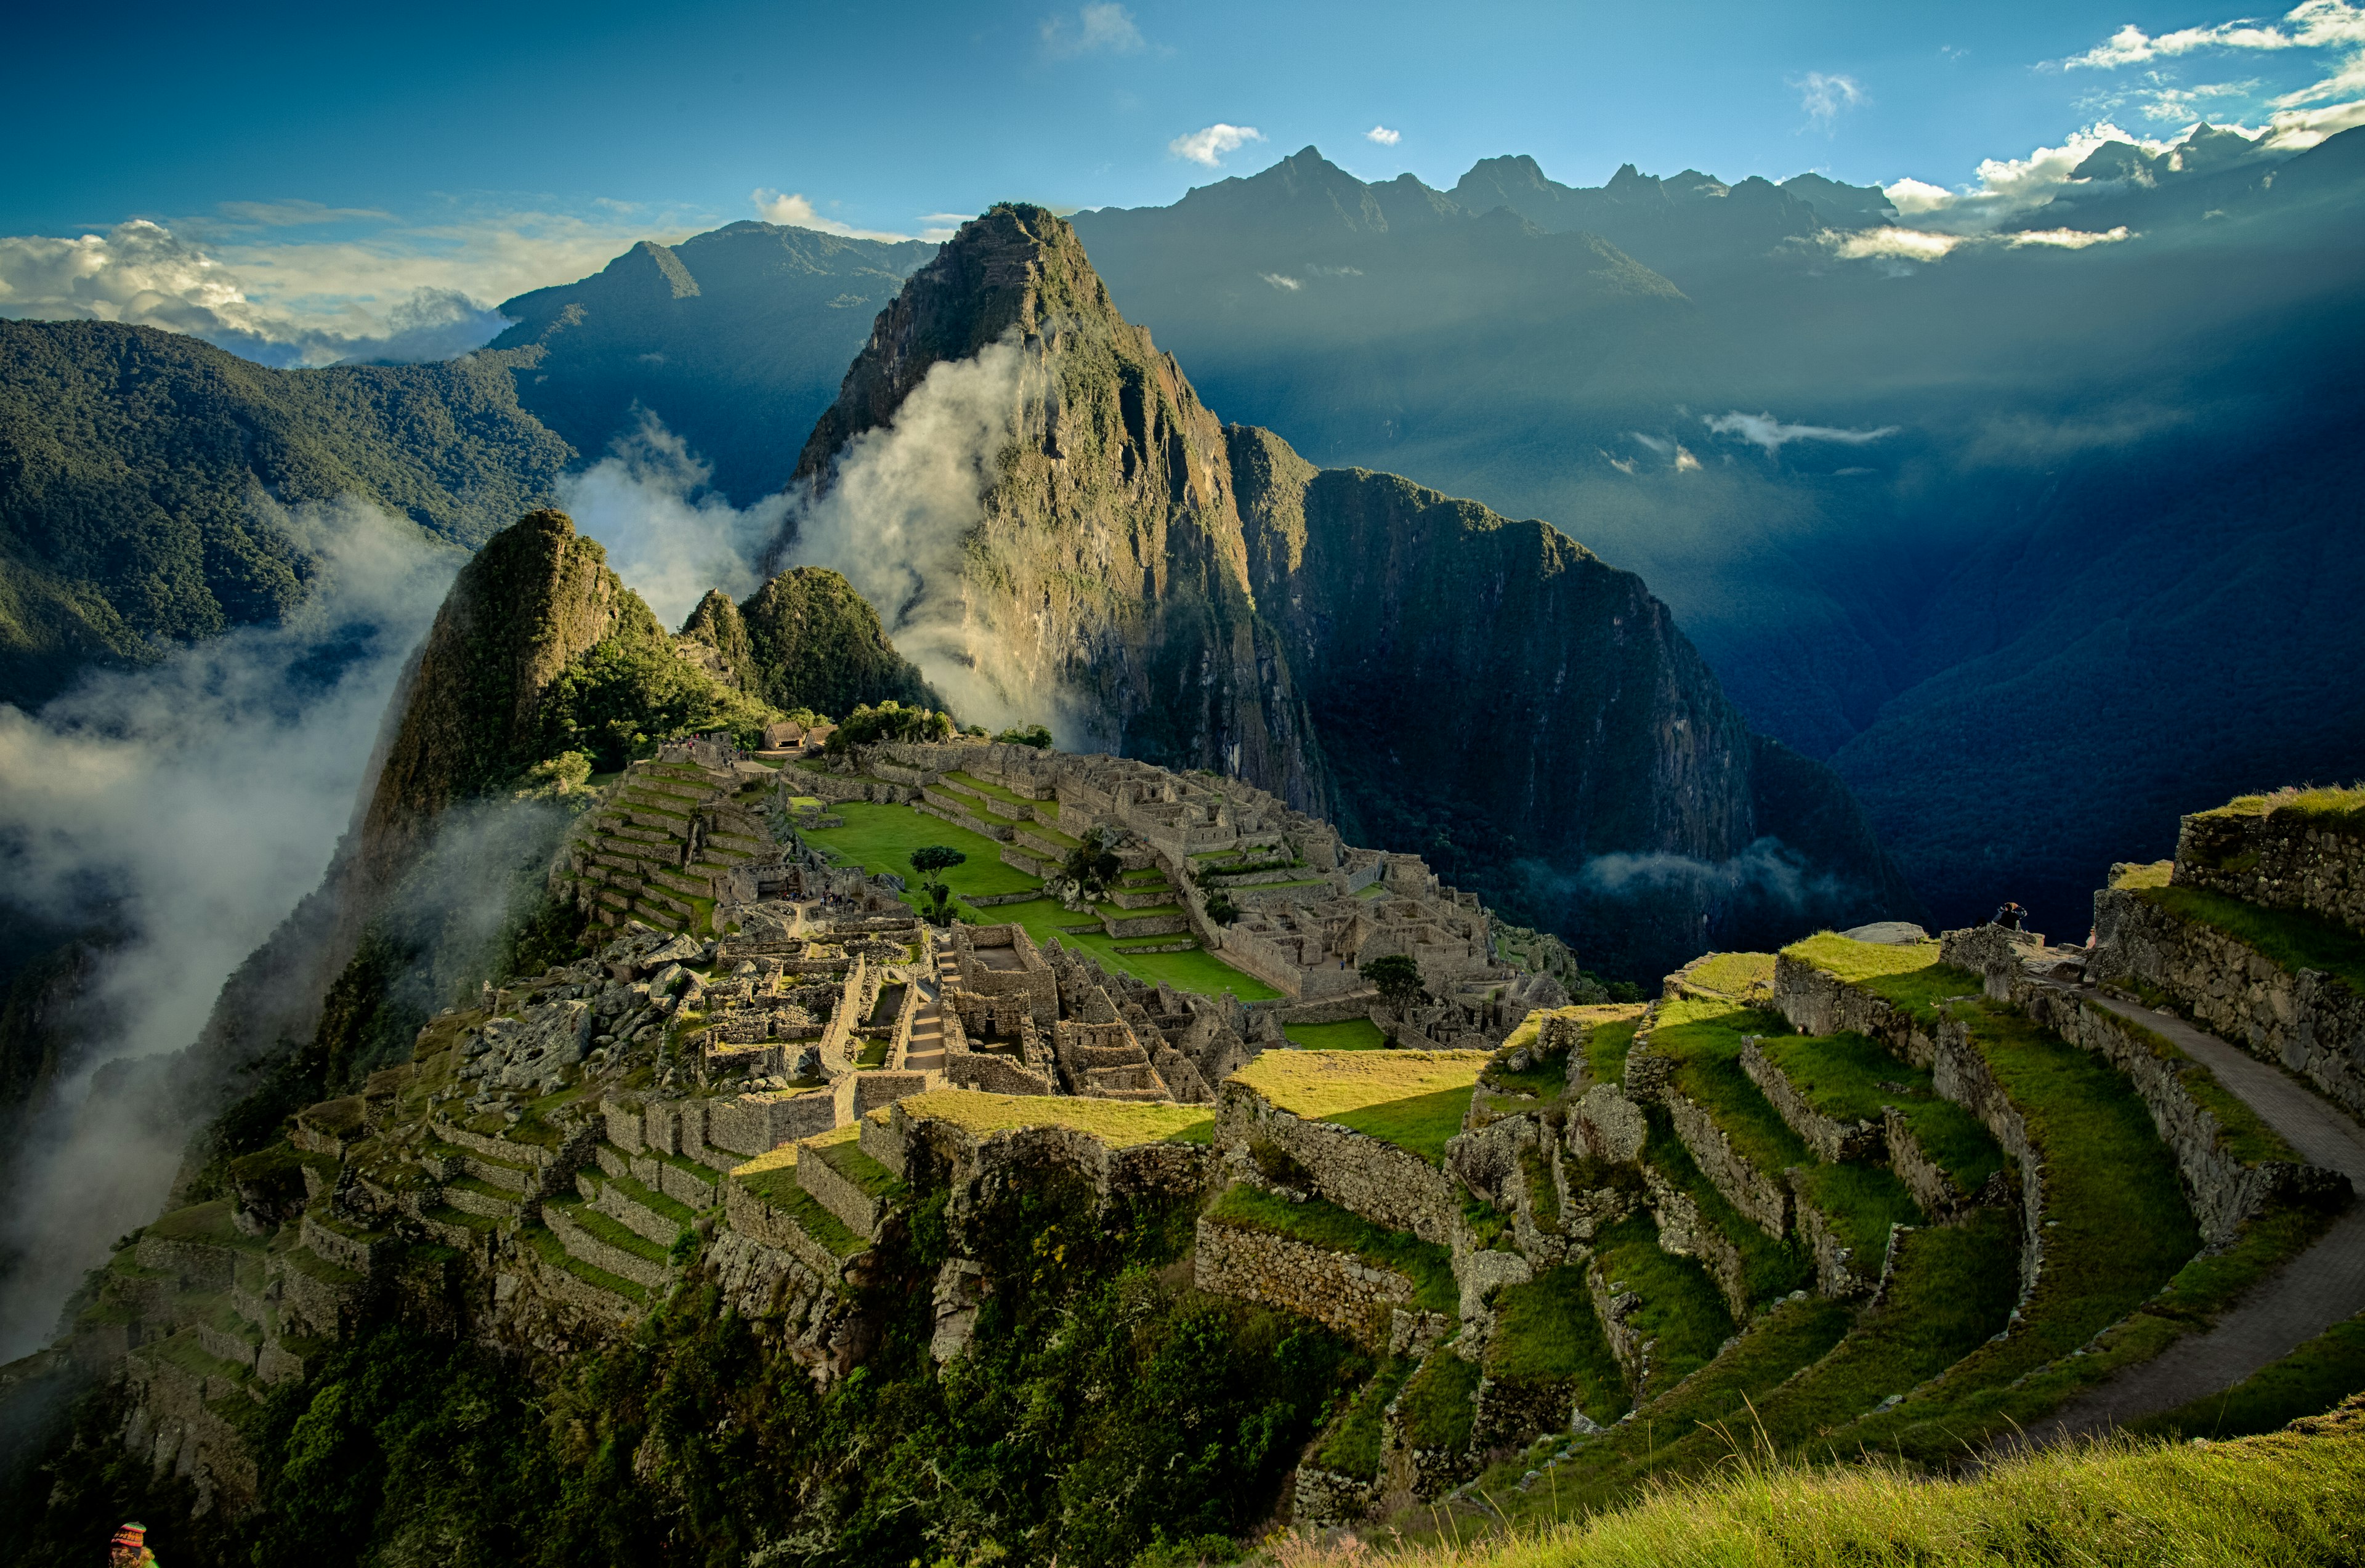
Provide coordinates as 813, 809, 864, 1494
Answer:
2176, 809, 2365, 934
1215, 1089, 1462, 1245
2093, 886, 2365, 1118
943, 1049, 1056, 1096
1639, 1163, 1752, 1320
1194, 1217, 1415, 1347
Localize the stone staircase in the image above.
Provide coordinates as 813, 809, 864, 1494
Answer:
564, 757, 773, 934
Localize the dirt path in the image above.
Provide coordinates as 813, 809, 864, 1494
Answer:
2032, 989, 2365, 1442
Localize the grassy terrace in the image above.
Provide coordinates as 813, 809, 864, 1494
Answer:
1282, 1017, 1389, 1051
522, 1222, 649, 1305
1782, 933, 1975, 1024
1314, 1356, 1415, 1479
992, 896, 1282, 998
726, 1152, 867, 1259
1648, 998, 1811, 1178
1471, 1295, 1856, 1527
1232, 1049, 1487, 1165
551, 1197, 670, 1264
1757, 1031, 2008, 1197
889, 1088, 1213, 1146
1205, 1184, 1457, 1314
1790, 1161, 1924, 1263
2129, 878, 2365, 996
942, 769, 1053, 815
1680, 951, 1775, 999
1641, 1112, 1812, 1304
802, 1123, 907, 1198
1486, 1264, 1631, 1426
1591, 1214, 1735, 1391
2194, 782, 2365, 832
1397, 1351, 1483, 1451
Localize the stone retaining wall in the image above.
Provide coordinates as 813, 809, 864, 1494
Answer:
1585, 1258, 1650, 1396
1661, 1091, 1790, 1240
721, 1179, 854, 1282
1793, 1198, 1882, 1299
799, 1149, 887, 1239
546, 1206, 669, 1291
1194, 1218, 1416, 1347
1639, 1164, 1752, 1320
2094, 885, 2365, 1118
944, 1049, 1056, 1096
1292, 1466, 1375, 1528
1470, 1373, 1578, 1453
526, 1250, 644, 1324
2002, 973, 2344, 1242
706, 1089, 837, 1158
2176, 808, 2365, 934
1215, 1088, 1461, 1245
1741, 1037, 1885, 1162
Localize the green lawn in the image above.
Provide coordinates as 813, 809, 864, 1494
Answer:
985, 895, 1282, 1000
1587, 1017, 1643, 1086
1284, 1017, 1389, 1051
799, 801, 1043, 902
1791, 1161, 1924, 1263
1328, 1087, 1476, 1165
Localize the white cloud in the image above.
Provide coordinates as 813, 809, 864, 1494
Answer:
2007, 225, 2135, 247
2263, 93, 2365, 142
1792, 71, 1867, 126
751, 189, 921, 242
1704, 412, 1899, 454
1260, 272, 1301, 291
0, 198, 717, 368
1365, 125, 1401, 145
2056, 2, 2365, 145
1041, 2, 1145, 58
561, 414, 790, 628
789, 337, 1039, 730
1170, 123, 1266, 166
1834, 224, 1970, 259
1876, 122, 2175, 230
0, 499, 459, 1357
1830, 222, 2132, 262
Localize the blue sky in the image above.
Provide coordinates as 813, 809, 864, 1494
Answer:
4, 0, 2361, 361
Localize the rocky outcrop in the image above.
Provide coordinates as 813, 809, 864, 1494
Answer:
726, 567, 935, 718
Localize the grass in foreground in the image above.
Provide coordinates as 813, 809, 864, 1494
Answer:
1205, 1183, 1455, 1314
891, 1088, 1213, 1147
1336, 1396, 2365, 1568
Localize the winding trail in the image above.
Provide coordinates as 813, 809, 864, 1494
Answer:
2032, 988, 2365, 1442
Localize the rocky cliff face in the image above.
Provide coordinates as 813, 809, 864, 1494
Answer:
1227, 428, 1919, 970
785, 207, 1917, 974
783, 204, 1332, 813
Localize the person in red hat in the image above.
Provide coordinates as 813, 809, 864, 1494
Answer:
109, 1522, 157, 1567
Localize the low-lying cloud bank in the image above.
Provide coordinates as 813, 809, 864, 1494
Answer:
0, 501, 458, 1359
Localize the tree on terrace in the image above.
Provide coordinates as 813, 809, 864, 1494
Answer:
1359, 953, 1429, 1017
910, 845, 967, 924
